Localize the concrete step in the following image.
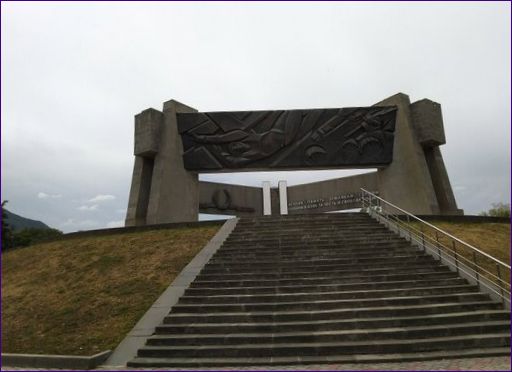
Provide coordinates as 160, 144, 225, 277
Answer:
185, 277, 469, 296
219, 239, 410, 250
136, 333, 510, 358
227, 225, 392, 234
237, 214, 369, 221
223, 233, 401, 242
235, 220, 375, 227
199, 263, 447, 278
147, 321, 510, 346
204, 254, 435, 270
156, 310, 510, 335
224, 231, 394, 242
170, 293, 490, 314
218, 244, 411, 255
164, 301, 503, 324
192, 270, 458, 287
211, 248, 421, 262
232, 222, 387, 227
227, 226, 390, 235
218, 241, 414, 252
236, 213, 369, 222
127, 347, 511, 367
200, 259, 445, 274
178, 285, 479, 304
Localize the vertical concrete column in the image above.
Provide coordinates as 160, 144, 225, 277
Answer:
409, 98, 463, 215
145, 100, 199, 224
125, 157, 154, 226
376, 93, 440, 214
424, 147, 462, 214
125, 157, 146, 226
279, 180, 288, 215
262, 181, 271, 215
125, 108, 163, 227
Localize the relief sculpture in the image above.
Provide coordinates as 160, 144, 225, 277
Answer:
199, 189, 255, 214
177, 106, 397, 171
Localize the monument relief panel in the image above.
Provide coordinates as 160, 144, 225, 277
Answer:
177, 106, 397, 171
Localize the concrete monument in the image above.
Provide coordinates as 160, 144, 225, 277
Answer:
126, 93, 462, 226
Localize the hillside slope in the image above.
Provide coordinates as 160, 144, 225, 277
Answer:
4, 209, 50, 231
2, 219, 509, 358
2, 224, 219, 355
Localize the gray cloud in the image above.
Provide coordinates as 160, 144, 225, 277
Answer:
1, 2, 509, 232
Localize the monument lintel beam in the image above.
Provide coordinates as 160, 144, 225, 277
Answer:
177, 106, 398, 172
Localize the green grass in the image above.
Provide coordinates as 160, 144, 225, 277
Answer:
1, 225, 219, 356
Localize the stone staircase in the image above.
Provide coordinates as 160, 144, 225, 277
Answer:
128, 213, 510, 367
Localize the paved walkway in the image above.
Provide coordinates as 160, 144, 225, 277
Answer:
3, 356, 511, 371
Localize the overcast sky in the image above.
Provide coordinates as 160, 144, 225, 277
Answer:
1, 1, 510, 233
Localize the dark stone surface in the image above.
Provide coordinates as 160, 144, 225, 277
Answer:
177, 106, 397, 171
199, 181, 261, 216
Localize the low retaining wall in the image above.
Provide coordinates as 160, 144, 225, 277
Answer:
64, 219, 227, 239
2, 350, 111, 370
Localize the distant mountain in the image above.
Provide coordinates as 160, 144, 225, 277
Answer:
3, 209, 50, 231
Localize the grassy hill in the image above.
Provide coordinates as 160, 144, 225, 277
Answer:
2, 224, 220, 356
4, 209, 50, 231
1, 219, 509, 357
410, 220, 510, 284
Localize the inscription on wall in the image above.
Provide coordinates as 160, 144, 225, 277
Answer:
288, 191, 379, 212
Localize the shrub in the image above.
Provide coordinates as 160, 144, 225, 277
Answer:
479, 202, 510, 218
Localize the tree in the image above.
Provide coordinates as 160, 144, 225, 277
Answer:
479, 202, 510, 218
2, 201, 13, 250
12, 228, 63, 248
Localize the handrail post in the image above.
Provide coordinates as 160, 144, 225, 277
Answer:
421, 231, 425, 251
472, 251, 480, 289
496, 263, 505, 304
452, 241, 459, 274
406, 214, 412, 242
435, 232, 442, 261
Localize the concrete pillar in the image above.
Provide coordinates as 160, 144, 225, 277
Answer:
408, 98, 463, 215
125, 108, 164, 226
279, 180, 288, 215
376, 93, 440, 214
424, 146, 463, 215
262, 181, 271, 215
125, 156, 154, 226
145, 100, 199, 224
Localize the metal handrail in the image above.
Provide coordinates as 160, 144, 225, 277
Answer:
361, 188, 510, 269
360, 188, 510, 307
378, 207, 510, 289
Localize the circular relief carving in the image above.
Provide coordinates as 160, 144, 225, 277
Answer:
304, 145, 327, 165
212, 189, 231, 210
360, 137, 383, 161
340, 139, 360, 162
